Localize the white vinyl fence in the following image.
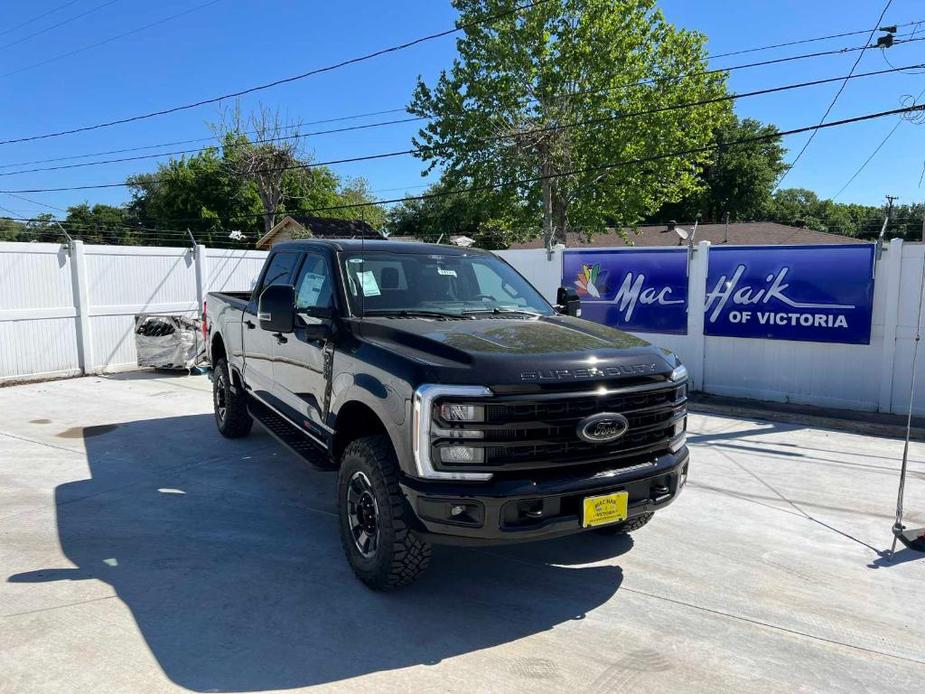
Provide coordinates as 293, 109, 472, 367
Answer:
0, 241, 267, 383
3, 238, 925, 415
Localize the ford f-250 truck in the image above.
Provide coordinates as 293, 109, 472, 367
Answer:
205, 240, 689, 589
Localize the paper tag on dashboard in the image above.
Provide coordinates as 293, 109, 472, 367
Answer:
358, 271, 381, 297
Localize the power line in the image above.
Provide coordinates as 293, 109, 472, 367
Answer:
0, 0, 552, 147
5, 56, 921, 179
1, 33, 920, 174
831, 87, 925, 199
707, 19, 921, 59
0, 0, 226, 79
0, 112, 416, 169
775, 0, 895, 188
1, 192, 68, 213
0, 1, 81, 38
4, 21, 920, 168
3, 9, 921, 150
0, 116, 424, 176
16, 102, 922, 228
3, 63, 922, 191
0, 0, 121, 52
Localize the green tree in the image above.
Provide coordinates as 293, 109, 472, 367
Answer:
127, 146, 263, 247
64, 203, 134, 244
333, 177, 387, 229
385, 177, 528, 248
128, 136, 381, 247
656, 116, 786, 222
0, 216, 26, 241
409, 0, 728, 247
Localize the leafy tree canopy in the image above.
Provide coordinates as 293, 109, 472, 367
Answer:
655, 116, 787, 223
409, 0, 729, 246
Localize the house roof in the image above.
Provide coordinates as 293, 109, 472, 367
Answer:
507, 222, 866, 249
255, 215, 383, 249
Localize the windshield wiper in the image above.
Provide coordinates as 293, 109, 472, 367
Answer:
461, 307, 542, 318
361, 309, 467, 320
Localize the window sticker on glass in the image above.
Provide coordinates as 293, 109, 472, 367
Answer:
297, 272, 325, 307
358, 270, 381, 297
437, 267, 457, 277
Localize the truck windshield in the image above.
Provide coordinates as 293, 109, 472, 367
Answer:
340, 250, 555, 318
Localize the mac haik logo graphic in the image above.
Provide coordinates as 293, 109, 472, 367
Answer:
563, 250, 689, 335
574, 263, 603, 297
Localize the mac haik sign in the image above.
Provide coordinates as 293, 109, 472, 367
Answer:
563, 248, 688, 334
704, 244, 875, 344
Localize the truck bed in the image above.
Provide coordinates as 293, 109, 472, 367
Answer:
208, 291, 250, 309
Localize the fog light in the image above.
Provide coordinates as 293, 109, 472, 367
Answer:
439, 446, 485, 464
450, 504, 466, 516
439, 403, 485, 422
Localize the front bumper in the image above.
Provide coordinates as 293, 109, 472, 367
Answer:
400, 446, 689, 545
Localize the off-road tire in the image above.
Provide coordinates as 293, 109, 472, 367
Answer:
213, 358, 253, 438
337, 435, 431, 590
594, 512, 654, 536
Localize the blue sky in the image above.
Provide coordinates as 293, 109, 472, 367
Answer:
0, 0, 922, 221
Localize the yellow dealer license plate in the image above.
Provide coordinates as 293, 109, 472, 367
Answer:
582, 491, 629, 528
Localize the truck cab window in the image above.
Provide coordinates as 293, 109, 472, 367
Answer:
294, 255, 333, 310
259, 252, 300, 293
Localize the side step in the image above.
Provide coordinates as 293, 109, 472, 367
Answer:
248, 397, 335, 470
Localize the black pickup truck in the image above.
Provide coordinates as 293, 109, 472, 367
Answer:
205, 240, 689, 589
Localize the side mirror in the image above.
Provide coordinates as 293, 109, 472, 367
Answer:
556, 286, 582, 317
258, 284, 295, 333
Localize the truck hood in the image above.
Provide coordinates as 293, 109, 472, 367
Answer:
349, 315, 676, 386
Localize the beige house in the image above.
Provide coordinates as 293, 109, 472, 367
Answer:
255, 215, 383, 249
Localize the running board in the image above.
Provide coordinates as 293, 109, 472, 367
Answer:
248, 397, 336, 471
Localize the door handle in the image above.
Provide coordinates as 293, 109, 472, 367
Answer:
273, 332, 288, 344
245, 320, 255, 329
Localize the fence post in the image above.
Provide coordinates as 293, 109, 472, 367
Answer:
69, 239, 94, 375
686, 240, 710, 391
878, 237, 904, 412
194, 244, 209, 317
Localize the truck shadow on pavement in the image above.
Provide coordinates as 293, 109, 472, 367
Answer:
9, 414, 627, 692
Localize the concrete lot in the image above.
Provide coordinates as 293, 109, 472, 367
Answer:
1, 373, 923, 693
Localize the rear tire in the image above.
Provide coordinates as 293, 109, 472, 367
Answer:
213, 358, 252, 438
337, 435, 431, 590
593, 512, 654, 536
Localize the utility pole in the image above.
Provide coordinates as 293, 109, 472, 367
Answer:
884, 195, 898, 239
876, 195, 897, 261
920, 200, 925, 243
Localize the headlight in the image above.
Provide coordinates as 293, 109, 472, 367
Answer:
413, 384, 493, 481
670, 363, 688, 383
438, 403, 485, 422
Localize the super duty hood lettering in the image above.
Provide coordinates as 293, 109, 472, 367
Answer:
521, 363, 658, 381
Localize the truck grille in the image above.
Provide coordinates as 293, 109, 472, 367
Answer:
433, 382, 686, 472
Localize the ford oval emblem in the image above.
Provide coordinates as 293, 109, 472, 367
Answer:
576, 412, 629, 444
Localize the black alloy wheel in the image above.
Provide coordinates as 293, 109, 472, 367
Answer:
346, 470, 380, 558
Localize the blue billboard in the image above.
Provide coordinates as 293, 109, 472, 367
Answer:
562, 248, 688, 334
704, 244, 875, 344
